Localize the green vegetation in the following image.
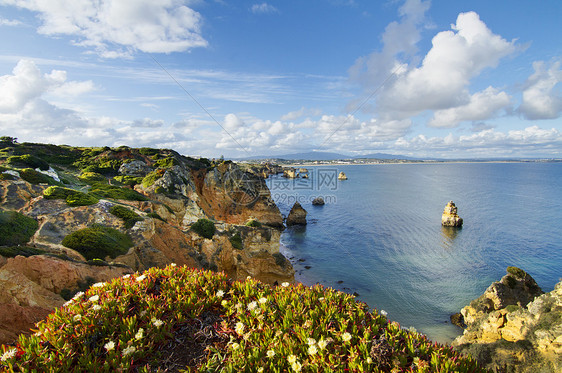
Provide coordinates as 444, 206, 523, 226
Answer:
245, 218, 262, 228
0, 211, 39, 246
18, 168, 59, 185
155, 157, 179, 168
0, 173, 17, 181
65, 192, 99, 207
229, 232, 243, 250
146, 212, 165, 222
138, 147, 159, 156
61, 224, 133, 261
0, 246, 46, 258
78, 171, 106, 184
191, 218, 216, 239
0, 266, 485, 372
89, 184, 148, 201
109, 205, 144, 229
141, 169, 166, 188
507, 266, 526, 279
113, 175, 143, 187
43, 186, 79, 200
6, 154, 49, 171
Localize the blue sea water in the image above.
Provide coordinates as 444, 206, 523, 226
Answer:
267, 162, 562, 343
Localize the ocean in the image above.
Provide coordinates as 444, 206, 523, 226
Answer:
267, 162, 562, 343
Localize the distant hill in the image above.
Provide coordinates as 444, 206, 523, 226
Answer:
239, 151, 419, 161
354, 153, 419, 160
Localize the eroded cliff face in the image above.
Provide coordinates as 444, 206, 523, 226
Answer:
452, 268, 561, 372
0, 144, 293, 344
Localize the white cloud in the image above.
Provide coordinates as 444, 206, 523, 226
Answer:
0, 17, 22, 26
428, 87, 511, 128
280, 107, 322, 121
1, 0, 207, 57
250, 3, 278, 14
518, 60, 562, 120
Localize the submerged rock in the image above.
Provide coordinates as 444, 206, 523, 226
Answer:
286, 202, 307, 226
441, 201, 463, 227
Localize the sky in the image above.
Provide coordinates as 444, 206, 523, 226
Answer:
0, 0, 561, 159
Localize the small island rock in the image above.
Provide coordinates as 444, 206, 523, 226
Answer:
283, 168, 298, 179
311, 197, 325, 206
286, 202, 307, 226
338, 172, 347, 180
441, 201, 463, 227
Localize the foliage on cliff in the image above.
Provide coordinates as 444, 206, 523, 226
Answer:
0, 265, 485, 372
0, 211, 38, 246
61, 224, 133, 261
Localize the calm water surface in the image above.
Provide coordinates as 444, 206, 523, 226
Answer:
269, 163, 562, 343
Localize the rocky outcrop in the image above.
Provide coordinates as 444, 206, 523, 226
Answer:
0, 304, 52, 344
286, 202, 307, 226
312, 197, 325, 206
118, 160, 151, 177
283, 168, 298, 179
452, 268, 560, 372
338, 172, 347, 180
441, 201, 463, 227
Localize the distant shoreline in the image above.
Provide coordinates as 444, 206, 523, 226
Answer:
279, 159, 562, 167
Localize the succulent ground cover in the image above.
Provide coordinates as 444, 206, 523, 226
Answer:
0, 265, 485, 372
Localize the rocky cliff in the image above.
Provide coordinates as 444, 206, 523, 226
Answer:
441, 200, 463, 227
0, 141, 293, 344
452, 267, 561, 372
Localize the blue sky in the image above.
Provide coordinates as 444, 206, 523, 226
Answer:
0, 0, 561, 158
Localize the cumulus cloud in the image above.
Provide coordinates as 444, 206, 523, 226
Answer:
1, 0, 207, 57
250, 3, 279, 14
280, 107, 322, 121
518, 60, 562, 120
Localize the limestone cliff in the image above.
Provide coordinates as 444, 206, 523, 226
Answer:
453, 267, 561, 372
0, 142, 293, 344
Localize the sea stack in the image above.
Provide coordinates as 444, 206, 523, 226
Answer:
311, 197, 325, 206
283, 168, 298, 179
441, 201, 463, 227
286, 202, 307, 226
338, 172, 348, 180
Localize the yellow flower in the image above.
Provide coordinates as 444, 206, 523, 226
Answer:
221, 300, 228, 307
231, 342, 240, 350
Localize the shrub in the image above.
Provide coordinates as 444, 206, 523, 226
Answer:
6, 154, 49, 170
89, 184, 148, 201
18, 168, 58, 185
191, 218, 216, 239
229, 232, 243, 250
43, 186, 79, 200
0, 266, 486, 372
142, 169, 166, 188
138, 147, 160, 156
61, 224, 133, 260
155, 157, 179, 168
245, 218, 262, 228
0, 211, 39, 246
78, 171, 106, 183
66, 192, 99, 206
109, 205, 144, 229
0, 173, 17, 181
0, 246, 45, 258
113, 175, 143, 187
507, 266, 526, 279
147, 212, 165, 222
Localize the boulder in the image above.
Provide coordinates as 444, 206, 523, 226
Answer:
286, 202, 307, 226
441, 201, 463, 227
312, 197, 325, 206
338, 172, 347, 180
118, 160, 151, 177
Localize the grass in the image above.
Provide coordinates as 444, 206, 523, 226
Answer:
61, 224, 133, 261
191, 218, 216, 239
66, 193, 99, 207
89, 184, 148, 201
6, 155, 50, 171
18, 168, 59, 185
0, 211, 39, 246
43, 186, 79, 200
0, 266, 485, 372
109, 205, 144, 229
141, 169, 166, 188
245, 219, 262, 228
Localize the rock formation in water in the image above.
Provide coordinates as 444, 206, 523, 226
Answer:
286, 202, 307, 226
338, 171, 348, 180
283, 168, 298, 179
452, 267, 561, 372
0, 141, 294, 344
312, 197, 325, 206
441, 200, 463, 227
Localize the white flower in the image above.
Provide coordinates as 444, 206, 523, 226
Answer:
73, 314, 82, 322
247, 301, 257, 311
380, 309, 388, 317
152, 318, 164, 328
246, 276, 252, 280
122, 345, 136, 357
92, 282, 105, 288
216, 290, 225, 297
123, 274, 131, 279
306, 337, 316, 346
257, 368, 264, 373
63, 300, 73, 307
140, 310, 147, 317
266, 349, 275, 358
231, 342, 240, 350
281, 282, 290, 287
170, 263, 176, 267
287, 354, 297, 364
136, 274, 146, 282
33, 331, 42, 337
88, 295, 99, 302
235, 322, 244, 335
135, 328, 144, 340
318, 297, 324, 301
92, 305, 101, 311
308, 344, 318, 355
259, 297, 267, 304
367, 357, 373, 364
73, 291, 84, 299
1, 348, 17, 362
318, 339, 328, 350
291, 361, 302, 372
221, 300, 228, 307
342, 332, 352, 342
104, 341, 115, 351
